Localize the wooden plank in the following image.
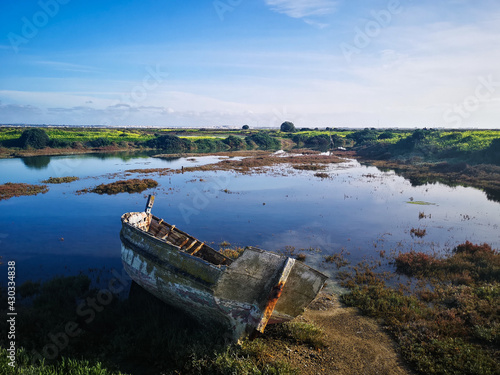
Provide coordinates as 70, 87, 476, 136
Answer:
256, 257, 295, 333
184, 239, 198, 252
144, 195, 155, 214
191, 242, 204, 256
161, 225, 175, 239
179, 238, 190, 249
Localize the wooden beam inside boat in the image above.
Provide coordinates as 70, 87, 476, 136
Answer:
190, 242, 204, 256
179, 238, 190, 248
184, 239, 198, 252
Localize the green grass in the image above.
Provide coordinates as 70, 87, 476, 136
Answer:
339, 242, 500, 375
0, 348, 126, 375
0, 127, 157, 145
271, 321, 326, 349
0, 272, 309, 374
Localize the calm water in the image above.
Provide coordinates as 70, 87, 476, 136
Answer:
1, 152, 499, 291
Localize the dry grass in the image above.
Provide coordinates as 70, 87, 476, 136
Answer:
184, 153, 344, 174
78, 178, 158, 195
0, 182, 48, 200
42, 176, 79, 184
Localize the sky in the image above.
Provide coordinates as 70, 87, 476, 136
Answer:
0, 0, 499, 128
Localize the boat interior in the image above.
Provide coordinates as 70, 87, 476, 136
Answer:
128, 212, 232, 266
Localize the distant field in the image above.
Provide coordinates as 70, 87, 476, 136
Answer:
1, 126, 499, 156
0, 127, 155, 143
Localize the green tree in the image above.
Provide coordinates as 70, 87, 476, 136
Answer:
19, 128, 50, 149
304, 134, 330, 147
280, 121, 296, 133
378, 131, 394, 140
87, 137, 112, 147
242, 125, 249, 130
146, 134, 192, 152
331, 134, 345, 147
346, 128, 378, 145
245, 132, 281, 149
194, 138, 226, 152
223, 135, 245, 149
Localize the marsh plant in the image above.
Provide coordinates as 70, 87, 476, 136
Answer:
339, 241, 500, 375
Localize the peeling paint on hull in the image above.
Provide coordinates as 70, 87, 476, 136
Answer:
120, 210, 328, 341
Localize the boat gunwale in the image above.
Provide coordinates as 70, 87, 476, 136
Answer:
120, 231, 221, 288
121, 212, 233, 268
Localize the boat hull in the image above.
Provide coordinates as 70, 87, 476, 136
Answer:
120, 212, 328, 341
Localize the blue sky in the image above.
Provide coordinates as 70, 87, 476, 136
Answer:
0, 0, 499, 128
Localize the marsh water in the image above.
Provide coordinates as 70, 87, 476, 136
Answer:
1, 151, 499, 291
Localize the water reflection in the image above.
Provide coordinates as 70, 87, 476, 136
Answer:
21, 156, 51, 169
1, 153, 500, 287
18, 151, 180, 171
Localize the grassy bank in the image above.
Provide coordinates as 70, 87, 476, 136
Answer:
0, 271, 324, 375
339, 241, 500, 375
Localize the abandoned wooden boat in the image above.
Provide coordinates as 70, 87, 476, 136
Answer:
120, 196, 328, 341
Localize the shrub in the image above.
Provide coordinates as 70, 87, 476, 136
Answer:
291, 134, 307, 145
146, 134, 192, 152
18, 128, 50, 149
194, 138, 227, 152
346, 128, 378, 145
49, 138, 71, 148
340, 243, 500, 375
378, 131, 395, 140
245, 132, 281, 149
222, 135, 245, 150
304, 134, 330, 147
87, 137, 112, 148
280, 121, 296, 133
394, 251, 438, 276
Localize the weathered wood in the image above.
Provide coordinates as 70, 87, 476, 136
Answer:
179, 238, 190, 248
184, 239, 198, 251
121, 207, 328, 343
145, 195, 155, 214
256, 257, 295, 333
190, 242, 204, 255
161, 225, 176, 239
156, 227, 168, 238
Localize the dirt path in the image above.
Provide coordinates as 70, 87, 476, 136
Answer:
266, 294, 413, 375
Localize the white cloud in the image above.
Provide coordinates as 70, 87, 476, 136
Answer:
264, 0, 338, 19
33, 60, 101, 73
